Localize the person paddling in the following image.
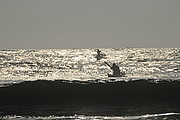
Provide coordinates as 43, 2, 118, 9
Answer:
95, 49, 105, 60
97, 49, 101, 55
104, 62, 124, 77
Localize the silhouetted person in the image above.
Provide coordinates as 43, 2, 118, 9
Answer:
111, 63, 121, 76
96, 49, 102, 60
97, 49, 101, 55
104, 62, 122, 77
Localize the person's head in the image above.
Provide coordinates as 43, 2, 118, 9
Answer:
113, 63, 116, 66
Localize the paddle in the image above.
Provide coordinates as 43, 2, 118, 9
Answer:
104, 61, 112, 68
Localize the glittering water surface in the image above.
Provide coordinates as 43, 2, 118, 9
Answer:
0, 48, 180, 86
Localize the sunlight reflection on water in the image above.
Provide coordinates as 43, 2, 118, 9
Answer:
0, 48, 179, 85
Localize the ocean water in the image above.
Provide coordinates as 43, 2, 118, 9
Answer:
0, 48, 180, 120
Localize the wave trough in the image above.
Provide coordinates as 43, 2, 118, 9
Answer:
0, 79, 180, 116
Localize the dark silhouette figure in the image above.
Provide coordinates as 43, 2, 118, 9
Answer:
95, 49, 105, 60
95, 49, 102, 60
111, 63, 121, 76
105, 62, 124, 77
97, 49, 101, 55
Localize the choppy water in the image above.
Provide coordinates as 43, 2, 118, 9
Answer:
0, 48, 179, 86
0, 48, 180, 120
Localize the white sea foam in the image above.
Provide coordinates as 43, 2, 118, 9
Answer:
1, 113, 180, 120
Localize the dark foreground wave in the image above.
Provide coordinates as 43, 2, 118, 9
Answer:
0, 79, 180, 116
